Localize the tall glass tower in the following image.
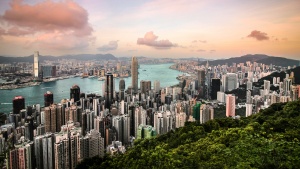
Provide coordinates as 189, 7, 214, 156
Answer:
33, 51, 39, 78
131, 56, 138, 93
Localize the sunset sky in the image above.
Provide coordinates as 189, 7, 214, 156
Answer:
0, 0, 299, 59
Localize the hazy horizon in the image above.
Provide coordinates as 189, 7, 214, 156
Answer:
0, 0, 299, 59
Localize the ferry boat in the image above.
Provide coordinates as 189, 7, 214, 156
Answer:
98, 77, 105, 81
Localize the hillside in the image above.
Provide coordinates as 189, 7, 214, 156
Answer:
201, 54, 299, 67
76, 100, 300, 169
256, 66, 300, 86
0, 53, 117, 63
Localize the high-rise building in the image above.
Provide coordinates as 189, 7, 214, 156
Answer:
41, 65, 56, 78
246, 90, 253, 117
44, 91, 53, 107
154, 80, 160, 93
13, 96, 25, 114
226, 94, 235, 117
131, 56, 138, 93
105, 72, 114, 109
33, 51, 39, 78
199, 104, 214, 124
264, 80, 270, 94
211, 78, 220, 100
223, 73, 238, 92
140, 80, 151, 94
70, 85, 80, 103
119, 79, 125, 101
198, 69, 206, 98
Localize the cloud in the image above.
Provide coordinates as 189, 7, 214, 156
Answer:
137, 31, 177, 49
191, 40, 207, 43
210, 50, 216, 52
98, 41, 118, 51
197, 49, 206, 52
247, 30, 269, 41
0, 0, 94, 50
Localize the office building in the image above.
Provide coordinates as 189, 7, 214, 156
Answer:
226, 94, 235, 117
119, 79, 125, 101
33, 51, 39, 78
41, 65, 56, 78
246, 90, 253, 117
211, 78, 220, 100
198, 69, 206, 98
105, 72, 114, 109
140, 80, 151, 94
223, 73, 238, 92
200, 104, 214, 124
13, 96, 25, 114
131, 56, 138, 93
44, 91, 53, 107
70, 85, 80, 103
154, 80, 160, 93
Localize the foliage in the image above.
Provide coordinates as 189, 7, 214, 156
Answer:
77, 100, 300, 169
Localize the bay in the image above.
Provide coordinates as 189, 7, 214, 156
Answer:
0, 63, 180, 113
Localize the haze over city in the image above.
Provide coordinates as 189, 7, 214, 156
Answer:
0, 0, 299, 59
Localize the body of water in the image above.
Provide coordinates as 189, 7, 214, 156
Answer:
0, 63, 180, 113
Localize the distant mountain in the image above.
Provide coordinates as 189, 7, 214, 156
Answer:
200, 54, 299, 67
0, 53, 117, 63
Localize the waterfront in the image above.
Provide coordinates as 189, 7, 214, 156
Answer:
0, 63, 180, 113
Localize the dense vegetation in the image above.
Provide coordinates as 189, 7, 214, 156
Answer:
77, 100, 300, 169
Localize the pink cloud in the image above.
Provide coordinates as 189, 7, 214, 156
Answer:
137, 31, 177, 49
98, 41, 119, 51
197, 49, 205, 52
0, 0, 94, 50
247, 30, 269, 41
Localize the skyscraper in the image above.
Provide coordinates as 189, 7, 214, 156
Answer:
33, 51, 39, 78
119, 79, 125, 101
44, 91, 53, 107
131, 56, 138, 93
226, 94, 235, 117
223, 73, 238, 92
140, 80, 151, 94
198, 69, 206, 98
105, 72, 114, 109
246, 90, 253, 117
211, 78, 220, 100
70, 85, 80, 103
13, 96, 25, 114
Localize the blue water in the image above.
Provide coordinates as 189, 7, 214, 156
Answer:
0, 64, 180, 113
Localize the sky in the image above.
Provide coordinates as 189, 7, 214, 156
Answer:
0, 0, 299, 59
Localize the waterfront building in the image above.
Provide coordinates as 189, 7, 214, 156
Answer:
13, 96, 25, 114
131, 56, 138, 93
44, 91, 53, 107
41, 65, 56, 78
33, 51, 39, 78
70, 85, 80, 103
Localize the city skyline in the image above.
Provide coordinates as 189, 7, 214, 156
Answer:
0, 0, 299, 59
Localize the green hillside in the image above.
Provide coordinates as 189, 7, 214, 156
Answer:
77, 100, 300, 169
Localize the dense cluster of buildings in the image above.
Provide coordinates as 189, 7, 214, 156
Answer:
1, 54, 300, 169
